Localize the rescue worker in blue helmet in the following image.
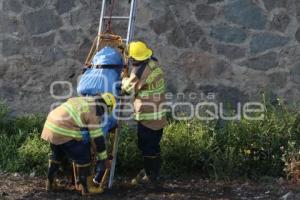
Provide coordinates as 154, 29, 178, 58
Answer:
122, 41, 167, 188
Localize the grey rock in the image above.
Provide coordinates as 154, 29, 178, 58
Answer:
241, 52, 278, 71
250, 33, 289, 54
295, 28, 300, 43
291, 63, 300, 76
296, 1, 300, 18
23, 9, 62, 35
23, 0, 44, 8
3, 0, 21, 13
167, 26, 189, 48
271, 12, 291, 32
0, 14, 19, 34
167, 21, 203, 48
73, 38, 93, 63
40, 47, 66, 65
198, 85, 248, 107
214, 60, 229, 76
199, 38, 212, 52
149, 11, 176, 35
32, 33, 55, 46
208, 0, 224, 4
176, 51, 230, 81
59, 29, 78, 44
2, 37, 23, 57
224, 0, 267, 30
55, 0, 76, 15
268, 72, 288, 88
216, 44, 245, 60
69, 7, 95, 27
195, 4, 217, 21
263, 0, 288, 11
211, 24, 247, 43
182, 21, 204, 45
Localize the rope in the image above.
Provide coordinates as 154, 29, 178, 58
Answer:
105, 0, 116, 32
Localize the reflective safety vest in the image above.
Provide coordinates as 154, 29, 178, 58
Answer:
136, 61, 166, 98
43, 97, 103, 140
122, 59, 167, 130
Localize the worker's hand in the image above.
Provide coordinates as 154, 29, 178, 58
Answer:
121, 67, 129, 79
121, 71, 128, 79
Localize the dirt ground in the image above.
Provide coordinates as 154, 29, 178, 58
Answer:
0, 173, 299, 200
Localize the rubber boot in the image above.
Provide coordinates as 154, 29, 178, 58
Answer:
93, 160, 106, 185
76, 164, 104, 196
131, 169, 147, 186
46, 160, 61, 192
143, 156, 163, 189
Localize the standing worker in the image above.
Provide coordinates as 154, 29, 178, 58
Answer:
41, 93, 116, 195
121, 41, 167, 188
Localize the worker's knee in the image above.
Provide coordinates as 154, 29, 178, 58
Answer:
62, 140, 92, 164
137, 123, 163, 156
49, 144, 65, 162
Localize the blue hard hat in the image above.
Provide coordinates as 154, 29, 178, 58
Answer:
92, 46, 124, 66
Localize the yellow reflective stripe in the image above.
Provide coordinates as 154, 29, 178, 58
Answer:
134, 110, 167, 121
45, 121, 82, 138
89, 129, 103, 137
146, 67, 163, 84
97, 151, 108, 160
137, 84, 165, 97
62, 104, 84, 127
77, 98, 90, 113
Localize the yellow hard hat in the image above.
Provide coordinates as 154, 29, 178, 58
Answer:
101, 93, 116, 113
128, 41, 153, 61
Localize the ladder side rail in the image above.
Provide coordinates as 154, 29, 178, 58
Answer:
126, 0, 137, 45
96, 0, 107, 50
108, 100, 124, 189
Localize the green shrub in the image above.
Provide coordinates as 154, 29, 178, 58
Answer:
18, 132, 50, 175
117, 124, 143, 175
0, 100, 299, 180
0, 131, 25, 172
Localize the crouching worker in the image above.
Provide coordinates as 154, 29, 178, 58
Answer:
41, 93, 116, 195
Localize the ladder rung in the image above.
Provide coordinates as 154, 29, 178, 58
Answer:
103, 16, 130, 19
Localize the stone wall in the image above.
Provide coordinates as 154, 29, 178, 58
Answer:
0, 0, 300, 115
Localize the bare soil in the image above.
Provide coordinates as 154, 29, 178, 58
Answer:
0, 173, 299, 200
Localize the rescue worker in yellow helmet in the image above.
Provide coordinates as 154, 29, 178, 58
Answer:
41, 93, 116, 195
122, 41, 167, 188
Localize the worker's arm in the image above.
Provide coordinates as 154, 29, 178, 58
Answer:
121, 72, 139, 95
84, 107, 108, 161
93, 136, 108, 161
121, 63, 147, 95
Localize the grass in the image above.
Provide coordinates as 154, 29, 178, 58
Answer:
0, 100, 299, 180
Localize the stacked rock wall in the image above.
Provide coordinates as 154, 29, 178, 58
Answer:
0, 0, 299, 114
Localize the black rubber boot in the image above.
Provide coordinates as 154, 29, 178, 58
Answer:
143, 156, 163, 189
76, 164, 104, 195
76, 164, 91, 195
46, 160, 61, 191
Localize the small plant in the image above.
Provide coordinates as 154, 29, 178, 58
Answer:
18, 132, 50, 175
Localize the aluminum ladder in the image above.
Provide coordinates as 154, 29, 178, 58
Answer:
96, 0, 137, 50
96, 0, 138, 189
